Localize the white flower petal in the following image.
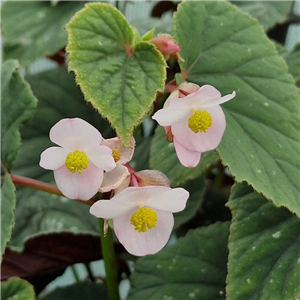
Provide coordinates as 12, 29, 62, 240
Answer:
113, 209, 174, 256
87, 145, 116, 172
99, 165, 130, 193
39, 147, 69, 170
54, 162, 103, 200
152, 106, 191, 126
49, 118, 102, 150
200, 90, 236, 108
89, 196, 137, 219
146, 187, 189, 212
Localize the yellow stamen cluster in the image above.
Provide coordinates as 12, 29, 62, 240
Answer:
188, 110, 213, 133
130, 207, 158, 233
111, 148, 121, 163
65, 150, 89, 174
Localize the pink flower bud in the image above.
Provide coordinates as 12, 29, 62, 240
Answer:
150, 35, 181, 60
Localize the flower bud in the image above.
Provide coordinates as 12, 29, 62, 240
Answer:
150, 34, 181, 60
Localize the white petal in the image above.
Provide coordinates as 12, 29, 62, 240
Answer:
200, 90, 236, 108
99, 165, 130, 193
49, 118, 102, 150
152, 106, 190, 126
54, 162, 103, 200
89, 196, 137, 219
146, 187, 189, 212
113, 209, 174, 256
87, 145, 116, 172
39, 147, 68, 170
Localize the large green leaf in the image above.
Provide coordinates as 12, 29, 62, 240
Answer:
174, 175, 206, 229
226, 182, 300, 300
1, 174, 16, 259
128, 222, 229, 300
174, 1, 300, 216
1, 1, 84, 66
1, 277, 35, 300
232, 1, 293, 31
1, 60, 37, 258
40, 282, 108, 300
9, 189, 98, 251
1, 60, 37, 172
150, 126, 219, 186
66, 3, 166, 146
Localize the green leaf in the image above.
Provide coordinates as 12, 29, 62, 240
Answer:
1, 174, 16, 259
150, 126, 219, 186
66, 3, 166, 146
2, 1, 84, 66
226, 182, 300, 300
174, 1, 300, 215
232, 1, 293, 31
1, 60, 38, 172
9, 189, 98, 251
280, 42, 300, 87
1, 277, 35, 300
174, 175, 206, 229
39, 282, 108, 300
129, 222, 229, 300
1, 59, 36, 260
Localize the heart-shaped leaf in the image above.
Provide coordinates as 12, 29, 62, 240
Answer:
174, 1, 300, 216
66, 3, 166, 146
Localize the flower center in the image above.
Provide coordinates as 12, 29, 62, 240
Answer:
188, 110, 213, 133
65, 150, 89, 174
111, 148, 121, 163
130, 207, 158, 233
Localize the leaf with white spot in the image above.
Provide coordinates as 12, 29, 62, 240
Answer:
174, 1, 300, 216
1, 277, 35, 300
226, 182, 300, 300
66, 3, 166, 146
129, 223, 229, 300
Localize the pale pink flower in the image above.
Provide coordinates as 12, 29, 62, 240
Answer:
90, 186, 189, 256
39, 118, 116, 200
99, 136, 135, 193
152, 83, 235, 167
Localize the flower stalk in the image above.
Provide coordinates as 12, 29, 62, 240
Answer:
99, 218, 120, 300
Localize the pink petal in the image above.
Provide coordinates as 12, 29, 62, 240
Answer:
54, 162, 103, 200
101, 136, 135, 164
152, 106, 191, 126
39, 147, 68, 170
99, 165, 130, 193
113, 209, 174, 256
49, 118, 102, 151
86, 145, 116, 172
89, 195, 137, 219
146, 187, 189, 212
200, 90, 236, 108
172, 105, 226, 153
173, 139, 201, 168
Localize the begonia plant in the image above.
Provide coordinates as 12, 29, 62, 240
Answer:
1, 1, 299, 300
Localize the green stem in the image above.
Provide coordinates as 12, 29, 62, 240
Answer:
99, 219, 120, 300
84, 263, 95, 282
71, 265, 80, 282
